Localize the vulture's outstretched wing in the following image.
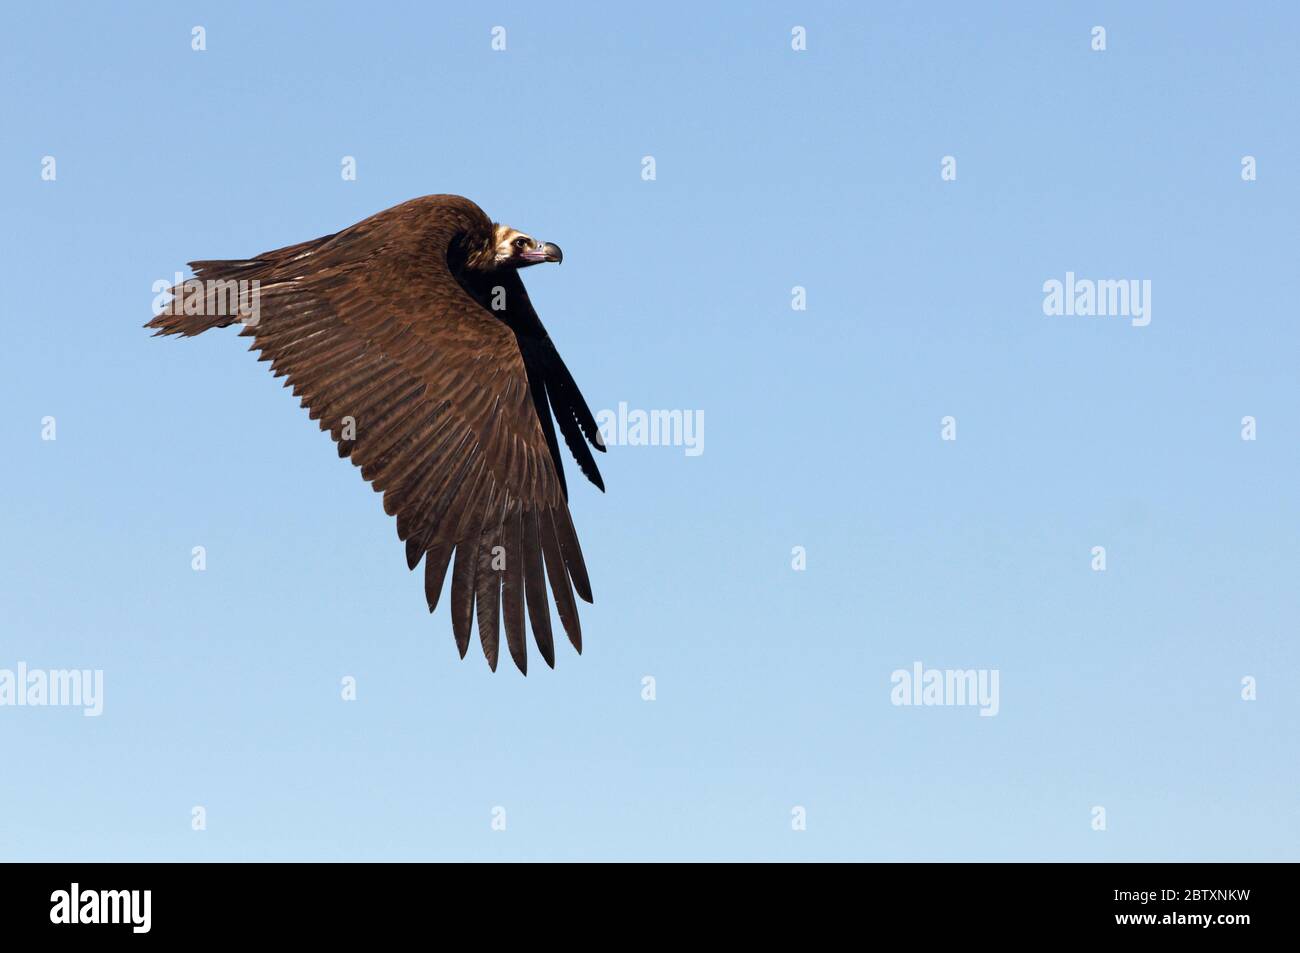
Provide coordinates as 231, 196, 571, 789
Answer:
146, 195, 594, 673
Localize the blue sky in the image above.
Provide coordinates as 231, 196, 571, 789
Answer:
1, 2, 1296, 860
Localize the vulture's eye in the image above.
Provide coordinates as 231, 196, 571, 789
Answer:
512, 237, 530, 250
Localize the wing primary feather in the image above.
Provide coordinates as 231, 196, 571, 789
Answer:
546, 349, 605, 451
475, 518, 504, 672
450, 540, 479, 659
528, 375, 568, 500
405, 537, 423, 570
550, 390, 605, 493
540, 509, 582, 654
501, 509, 527, 674
553, 506, 593, 603
521, 508, 555, 668
423, 542, 454, 613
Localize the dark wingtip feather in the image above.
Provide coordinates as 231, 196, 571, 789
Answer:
475, 523, 503, 672
552, 509, 593, 604
423, 543, 454, 614
450, 543, 477, 659
540, 511, 583, 653
502, 513, 528, 675
555, 407, 605, 494
522, 511, 556, 669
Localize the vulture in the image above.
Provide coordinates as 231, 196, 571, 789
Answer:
145, 195, 605, 674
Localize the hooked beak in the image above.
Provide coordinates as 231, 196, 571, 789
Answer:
519, 241, 563, 265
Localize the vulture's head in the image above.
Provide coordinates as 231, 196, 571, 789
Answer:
491, 224, 563, 269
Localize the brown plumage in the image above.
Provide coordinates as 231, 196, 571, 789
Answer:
145, 195, 606, 674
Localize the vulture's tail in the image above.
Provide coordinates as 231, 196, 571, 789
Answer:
144, 259, 265, 337
145, 234, 334, 337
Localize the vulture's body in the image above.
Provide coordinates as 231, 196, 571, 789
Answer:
146, 195, 605, 674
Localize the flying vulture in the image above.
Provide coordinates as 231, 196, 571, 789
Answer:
146, 195, 605, 674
